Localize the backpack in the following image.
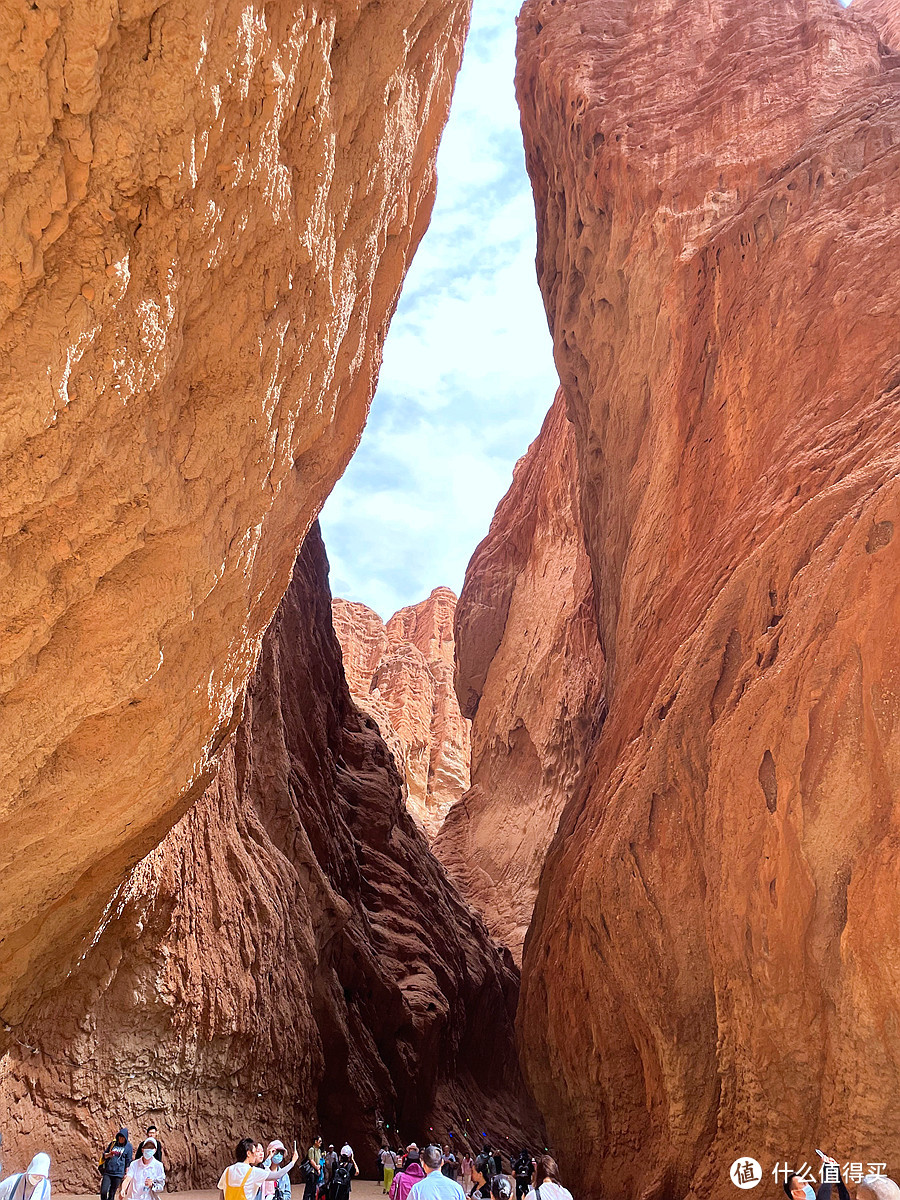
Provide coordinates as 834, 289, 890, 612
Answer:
329, 1164, 351, 1197
301, 1162, 317, 1184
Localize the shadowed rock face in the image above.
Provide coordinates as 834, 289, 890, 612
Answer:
514, 0, 900, 1196
435, 393, 605, 962
0, 527, 543, 1188
333, 589, 471, 838
0, 0, 470, 1024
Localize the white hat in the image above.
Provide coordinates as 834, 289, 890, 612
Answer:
341, 1145, 352, 1158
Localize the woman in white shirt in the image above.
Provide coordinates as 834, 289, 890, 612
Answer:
217, 1138, 298, 1200
0, 1154, 51, 1200
524, 1156, 573, 1200
123, 1140, 165, 1200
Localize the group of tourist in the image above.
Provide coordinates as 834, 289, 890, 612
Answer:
2, 1127, 899, 1200
380, 1144, 571, 1200
220, 1136, 359, 1200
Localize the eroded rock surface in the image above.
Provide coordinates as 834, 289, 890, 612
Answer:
333, 589, 470, 837
0, 527, 542, 1188
515, 1, 900, 1196
435, 393, 605, 961
0, 0, 470, 1024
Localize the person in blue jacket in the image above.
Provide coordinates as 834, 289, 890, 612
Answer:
99, 1129, 133, 1200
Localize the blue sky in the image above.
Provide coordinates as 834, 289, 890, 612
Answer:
319, 0, 559, 619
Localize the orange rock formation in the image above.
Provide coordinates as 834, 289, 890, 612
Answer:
0, 0, 469, 1025
435, 393, 605, 961
0, 527, 543, 1188
514, 0, 900, 1196
333, 589, 470, 838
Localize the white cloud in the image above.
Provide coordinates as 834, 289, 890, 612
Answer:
320, 0, 559, 618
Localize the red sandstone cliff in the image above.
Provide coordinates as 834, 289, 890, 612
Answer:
514, 0, 900, 1196
0, 0, 470, 1028
333, 589, 471, 838
0, 527, 542, 1188
434, 393, 605, 962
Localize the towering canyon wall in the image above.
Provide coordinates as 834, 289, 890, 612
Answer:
333, 589, 471, 837
514, 1, 900, 1197
0, 527, 543, 1188
435, 393, 605, 961
0, 0, 469, 1026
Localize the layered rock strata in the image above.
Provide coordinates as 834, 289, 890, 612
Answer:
0, 0, 469, 1025
435, 392, 605, 961
514, 1, 900, 1197
0, 527, 542, 1189
333, 589, 470, 837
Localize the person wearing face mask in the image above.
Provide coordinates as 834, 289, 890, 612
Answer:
783, 1157, 850, 1200
135, 1129, 163, 1167
260, 1143, 291, 1200
122, 1141, 165, 1200
0, 1154, 52, 1200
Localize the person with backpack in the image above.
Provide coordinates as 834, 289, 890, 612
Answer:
298, 1156, 318, 1200
327, 1148, 357, 1200
390, 1151, 425, 1200
513, 1152, 532, 1200
0, 1153, 52, 1200
99, 1129, 134, 1200
524, 1156, 572, 1200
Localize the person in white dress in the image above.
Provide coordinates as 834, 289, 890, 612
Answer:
524, 1156, 572, 1200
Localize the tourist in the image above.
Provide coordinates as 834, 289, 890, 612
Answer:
441, 1149, 458, 1181
299, 1155, 318, 1200
122, 1139, 165, 1200
460, 1156, 473, 1193
524, 1156, 571, 1200
261, 1142, 291, 1200
143, 1128, 163, 1166
783, 1156, 849, 1200
391, 1150, 425, 1200
468, 1156, 492, 1200
217, 1137, 298, 1200
490, 1150, 502, 1180
857, 1178, 900, 1200
323, 1147, 338, 1189
99, 1129, 134, 1200
490, 1179, 511, 1200
327, 1146, 357, 1200
407, 1146, 465, 1200
0, 1153, 51, 1200
308, 1139, 323, 1179
380, 1148, 397, 1195
513, 1152, 532, 1200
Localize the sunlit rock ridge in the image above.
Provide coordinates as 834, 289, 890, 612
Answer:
0, 0, 470, 1025
333, 588, 471, 839
509, 0, 900, 1196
